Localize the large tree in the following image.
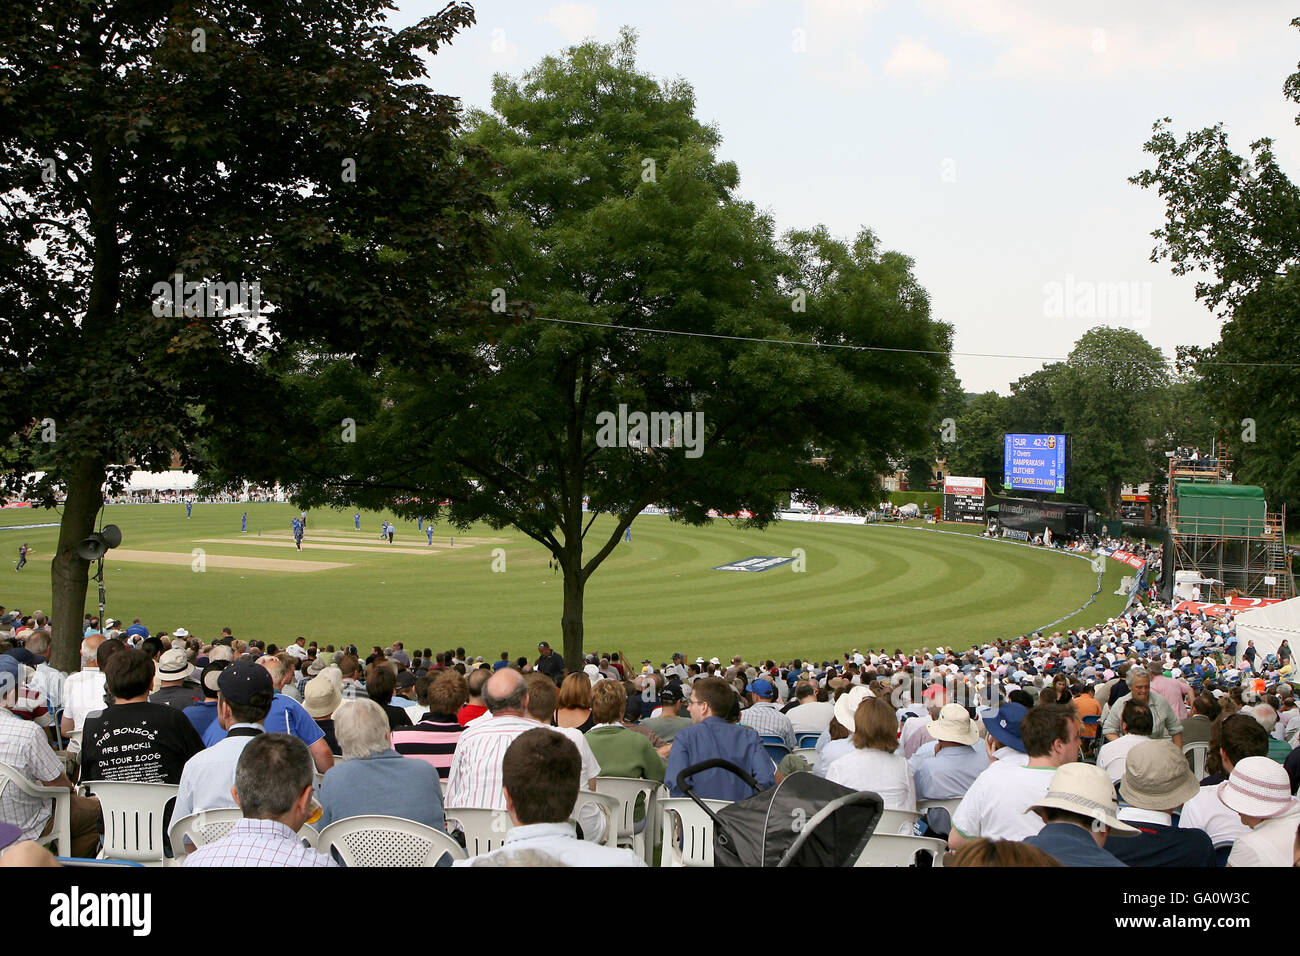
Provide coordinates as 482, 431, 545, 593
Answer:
252, 31, 953, 669
1130, 16, 1300, 515
0, 1, 490, 669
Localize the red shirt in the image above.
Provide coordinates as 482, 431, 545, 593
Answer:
456, 703, 487, 726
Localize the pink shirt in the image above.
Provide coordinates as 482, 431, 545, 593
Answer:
1150, 675, 1191, 720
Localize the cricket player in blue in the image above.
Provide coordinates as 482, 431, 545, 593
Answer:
624, 525, 632, 543
186, 500, 192, 518
418, 516, 423, 531
241, 512, 247, 533
291, 517, 304, 551
425, 526, 433, 546
354, 512, 361, 530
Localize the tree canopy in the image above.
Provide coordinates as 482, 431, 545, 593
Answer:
248, 30, 954, 668
0, 0, 490, 668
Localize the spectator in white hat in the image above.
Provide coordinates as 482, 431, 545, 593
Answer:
1219, 756, 1300, 867
910, 703, 989, 801
1023, 762, 1138, 866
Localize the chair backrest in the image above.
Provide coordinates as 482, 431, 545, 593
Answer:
853, 833, 947, 867
318, 815, 465, 867
795, 732, 822, 750
593, 777, 662, 843
82, 781, 179, 863
571, 790, 620, 846
657, 796, 732, 867
443, 807, 512, 857
1182, 741, 1209, 780
761, 741, 791, 765
168, 808, 245, 859
917, 798, 963, 816
876, 808, 920, 836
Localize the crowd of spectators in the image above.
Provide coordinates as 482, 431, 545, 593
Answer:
0, 590, 1297, 867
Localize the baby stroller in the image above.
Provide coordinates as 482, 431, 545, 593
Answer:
675, 759, 883, 867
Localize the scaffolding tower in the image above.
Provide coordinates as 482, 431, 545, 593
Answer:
1166, 457, 1295, 601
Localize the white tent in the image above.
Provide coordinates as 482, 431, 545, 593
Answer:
1234, 595, 1300, 664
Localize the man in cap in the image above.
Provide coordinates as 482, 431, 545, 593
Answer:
1219, 756, 1300, 867
1108, 739, 1215, 866
1023, 762, 1138, 866
80, 648, 206, 785
534, 641, 565, 687
202, 654, 334, 775
173, 659, 276, 822
949, 704, 1082, 849
909, 703, 990, 801
149, 647, 203, 710
639, 686, 691, 743
738, 677, 796, 751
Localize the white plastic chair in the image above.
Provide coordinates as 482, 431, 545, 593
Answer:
571, 789, 620, 847
657, 796, 732, 867
854, 833, 947, 867
594, 777, 663, 863
876, 808, 920, 835
443, 806, 512, 857
318, 815, 465, 866
0, 759, 71, 856
81, 780, 178, 865
1182, 741, 1210, 780
917, 798, 963, 816
167, 808, 244, 861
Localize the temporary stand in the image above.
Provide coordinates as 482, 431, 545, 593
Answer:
1165, 457, 1294, 602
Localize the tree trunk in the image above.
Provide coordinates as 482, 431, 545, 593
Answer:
560, 559, 585, 673
49, 456, 106, 673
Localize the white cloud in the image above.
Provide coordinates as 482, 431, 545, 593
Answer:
917, 0, 1245, 77
883, 37, 950, 86
541, 3, 601, 44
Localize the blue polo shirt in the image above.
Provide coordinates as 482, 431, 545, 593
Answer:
184, 699, 220, 739
202, 693, 324, 748
1024, 823, 1127, 867
664, 717, 775, 801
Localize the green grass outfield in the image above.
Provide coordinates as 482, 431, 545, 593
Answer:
0, 503, 1131, 663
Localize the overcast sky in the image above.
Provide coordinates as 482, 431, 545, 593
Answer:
392, 0, 1300, 394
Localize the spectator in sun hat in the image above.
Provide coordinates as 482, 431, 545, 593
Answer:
1023, 762, 1138, 866
1219, 756, 1300, 867
814, 685, 873, 778
149, 647, 203, 711
1109, 739, 1215, 867
910, 703, 990, 801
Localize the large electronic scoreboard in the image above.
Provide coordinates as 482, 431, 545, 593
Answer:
942, 476, 986, 522
1003, 433, 1066, 494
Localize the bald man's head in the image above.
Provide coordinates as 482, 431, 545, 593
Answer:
484, 668, 528, 716
81, 633, 105, 667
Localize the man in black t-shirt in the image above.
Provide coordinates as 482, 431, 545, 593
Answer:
535, 642, 565, 686
80, 648, 205, 785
